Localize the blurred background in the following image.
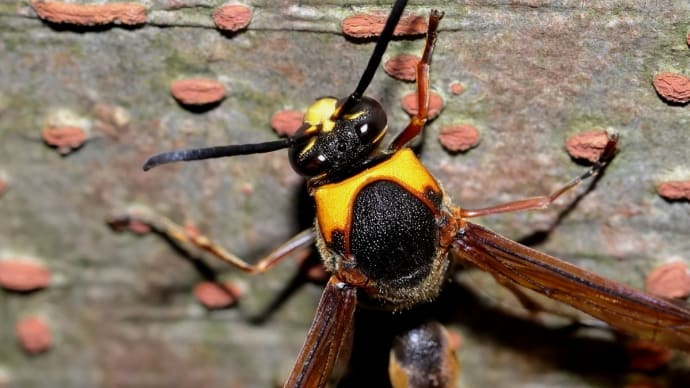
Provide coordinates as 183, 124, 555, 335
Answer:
1, 1, 689, 387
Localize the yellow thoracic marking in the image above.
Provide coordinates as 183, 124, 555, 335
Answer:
313, 149, 440, 243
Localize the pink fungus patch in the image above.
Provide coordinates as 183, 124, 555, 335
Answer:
16, 316, 53, 355
646, 262, 690, 299
652, 72, 690, 104
213, 4, 252, 32
383, 54, 420, 82
449, 82, 464, 95
0, 260, 51, 292
438, 124, 480, 152
193, 281, 238, 309
32, 1, 147, 26
42, 126, 87, 155
271, 110, 304, 137
400, 91, 443, 119
565, 130, 609, 163
170, 78, 226, 106
342, 12, 427, 39
656, 180, 690, 201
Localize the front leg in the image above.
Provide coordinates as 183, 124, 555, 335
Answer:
107, 205, 315, 274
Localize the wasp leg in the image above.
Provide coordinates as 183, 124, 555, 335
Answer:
388, 10, 444, 152
483, 267, 595, 324
460, 132, 619, 218
107, 206, 315, 274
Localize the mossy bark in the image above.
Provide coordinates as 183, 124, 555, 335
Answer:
1, 1, 689, 387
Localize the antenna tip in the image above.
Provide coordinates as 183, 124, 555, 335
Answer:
142, 156, 161, 171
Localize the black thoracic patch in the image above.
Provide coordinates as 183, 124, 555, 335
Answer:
350, 180, 438, 288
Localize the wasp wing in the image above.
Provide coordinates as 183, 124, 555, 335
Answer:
453, 221, 690, 350
284, 276, 357, 388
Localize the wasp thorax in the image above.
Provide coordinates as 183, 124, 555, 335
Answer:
288, 96, 388, 178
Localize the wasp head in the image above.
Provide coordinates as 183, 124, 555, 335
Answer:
288, 96, 388, 179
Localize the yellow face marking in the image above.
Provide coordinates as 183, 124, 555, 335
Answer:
313, 149, 441, 243
343, 111, 365, 121
299, 136, 318, 157
305, 98, 337, 133
371, 125, 388, 144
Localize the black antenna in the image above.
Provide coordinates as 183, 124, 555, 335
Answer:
143, 1, 409, 171
142, 139, 291, 171
336, 0, 409, 117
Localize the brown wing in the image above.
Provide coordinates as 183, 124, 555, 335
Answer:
284, 276, 357, 388
453, 221, 690, 350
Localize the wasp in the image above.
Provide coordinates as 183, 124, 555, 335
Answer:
121, 0, 690, 386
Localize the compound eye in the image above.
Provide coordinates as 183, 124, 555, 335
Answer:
295, 150, 329, 177
355, 121, 381, 145
314, 153, 328, 165
350, 97, 387, 145
356, 123, 371, 139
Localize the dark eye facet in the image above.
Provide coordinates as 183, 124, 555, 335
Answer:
288, 126, 331, 177
356, 123, 370, 138
348, 97, 387, 145
296, 152, 329, 177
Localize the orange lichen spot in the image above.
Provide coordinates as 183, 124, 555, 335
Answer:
652, 72, 690, 104
646, 262, 690, 299
271, 110, 304, 137
449, 81, 464, 95
383, 54, 419, 82
31, 1, 147, 26
657, 180, 690, 201
565, 130, 609, 163
16, 316, 52, 355
42, 126, 87, 155
193, 281, 238, 309
213, 4, 252, 32
341, 12, 427, 39
0, 260, 51, 292
625, 340, 672, 372
438, 124, 480, 153
400, 91, 443, 119
170, 78, 226, 106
